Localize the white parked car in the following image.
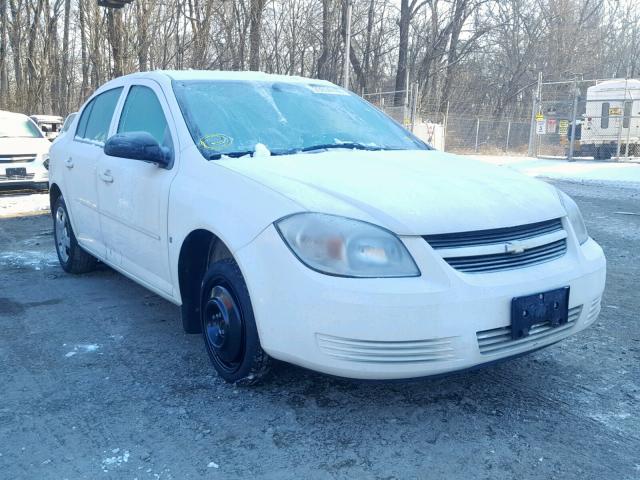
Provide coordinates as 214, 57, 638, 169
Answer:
30, 114, 65, 141
49, 71, 606, 384
0, 111, 50, 191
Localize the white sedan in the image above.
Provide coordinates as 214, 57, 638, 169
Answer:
1, 111, 50, 191
49, 71, 606, 383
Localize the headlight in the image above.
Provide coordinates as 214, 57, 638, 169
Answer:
556, 189, 588, 244
41, 153, 50, 170
275, 213, 420, 278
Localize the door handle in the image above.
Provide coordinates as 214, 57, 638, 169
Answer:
64, 158, 74, 169
99, 170, 114, 183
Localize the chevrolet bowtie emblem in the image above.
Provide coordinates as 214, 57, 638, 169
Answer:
505, 241, 526, 254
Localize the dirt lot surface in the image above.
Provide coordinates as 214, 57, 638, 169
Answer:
1, 181, 639, 479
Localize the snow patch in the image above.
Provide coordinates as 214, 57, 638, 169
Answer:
64, 344, 100, 358
468, 155, 640, 186
101, 449, 130, 471
253, 143, 271, 157
0, 250, 59, 270
0, 193, 50, 218
207, 461, 219, 469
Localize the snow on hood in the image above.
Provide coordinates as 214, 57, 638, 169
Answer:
0, 137, 50, 156
218, 149, 565, 235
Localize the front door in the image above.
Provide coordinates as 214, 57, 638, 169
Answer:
96, 81, 178, 295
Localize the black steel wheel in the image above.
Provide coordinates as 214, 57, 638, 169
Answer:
200, 258, 271, 384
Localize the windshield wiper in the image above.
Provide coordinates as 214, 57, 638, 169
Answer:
206, 150, 254, 160
300, 142, 389, 153
206, 143, 400, 159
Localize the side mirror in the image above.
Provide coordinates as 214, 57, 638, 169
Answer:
104, 131, 171, 168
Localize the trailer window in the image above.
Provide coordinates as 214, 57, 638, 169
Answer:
623, 101, 632, 129
601, 102, 609, 129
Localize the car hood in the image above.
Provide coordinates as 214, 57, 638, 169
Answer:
217, 149, 566, 235
0, 137, 50, 155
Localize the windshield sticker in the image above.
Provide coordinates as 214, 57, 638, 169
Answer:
306, 84, 349, 96
199, 133, 233, 150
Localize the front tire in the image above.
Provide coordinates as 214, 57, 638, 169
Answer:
53, 196, 97, 274
200, 258, 271, 384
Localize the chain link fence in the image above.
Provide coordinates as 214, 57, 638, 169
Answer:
363, 90, 530, 154
363, 77, 640, 161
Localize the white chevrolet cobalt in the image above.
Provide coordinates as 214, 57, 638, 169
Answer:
49, 71, 606, 383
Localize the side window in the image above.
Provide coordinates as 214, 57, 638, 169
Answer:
601, 102, 609, 129
75, 87, 123, 143
118, 86, 173, 154
75, 101, 93, 139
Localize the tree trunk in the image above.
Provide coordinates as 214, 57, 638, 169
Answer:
316, 0, 333, 80
79, 0, 89, 100
26, 0, 45, 113
439, 0, 466, 113
61, 0, 70, 113
0, 0, 8, 107
107, 8, 124, 78
136, 0, 149, 71
8, 0, 23, 109
249, 0, 265, 70
394, 0, 410, 105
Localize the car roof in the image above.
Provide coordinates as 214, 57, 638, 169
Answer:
588, 79, 640, 92
30, 114, 64, 123
111, 70, 334, 86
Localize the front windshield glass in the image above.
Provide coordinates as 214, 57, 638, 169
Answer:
0, 116, 43, 138
172, 80, 428, 159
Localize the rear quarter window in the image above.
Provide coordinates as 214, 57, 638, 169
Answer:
75, 87, 123, 144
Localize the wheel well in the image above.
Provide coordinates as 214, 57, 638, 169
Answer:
178, 229, 232, 333
49, 183, 62, 216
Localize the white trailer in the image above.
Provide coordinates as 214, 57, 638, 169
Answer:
580, 79, 640, 159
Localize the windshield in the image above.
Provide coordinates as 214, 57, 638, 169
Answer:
0, 116, 43, 139
172, 80, 428, 159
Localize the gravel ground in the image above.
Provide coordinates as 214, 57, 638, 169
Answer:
0, 181, 638, 480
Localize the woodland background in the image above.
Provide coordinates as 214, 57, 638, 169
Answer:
0, 0, 638, 119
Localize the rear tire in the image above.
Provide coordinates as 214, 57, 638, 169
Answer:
200, 258, 271, 385
53, 196, 97, 274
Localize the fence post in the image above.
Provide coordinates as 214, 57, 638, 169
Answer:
626, 101, 632, 158
505, 121, 511, 153
568, 75, 580, 162
410, 82, 418, 132
443, 101, 449, 152
528, 72, 543, 157
474, 118, 480, 153
617, 77, 629, 159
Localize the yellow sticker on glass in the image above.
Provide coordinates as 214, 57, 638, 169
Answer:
200, 133, 233, 150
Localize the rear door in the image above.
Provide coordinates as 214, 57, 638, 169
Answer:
64, 87, 123, 257
96, 81, 179, 295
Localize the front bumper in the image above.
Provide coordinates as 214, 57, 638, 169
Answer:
0, 161, 48, 190
236, 225, 606, 380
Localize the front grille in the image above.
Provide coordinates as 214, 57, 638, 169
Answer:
445, 239, 567, 273
0, 172, 35, 181
476, 305, 582, 355
424, 218, 567, 273
317, 334, 459, 364
0, 154, 37, 164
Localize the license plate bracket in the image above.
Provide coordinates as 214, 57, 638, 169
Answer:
5, 167, 27, 177
511, 287, 569, 340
